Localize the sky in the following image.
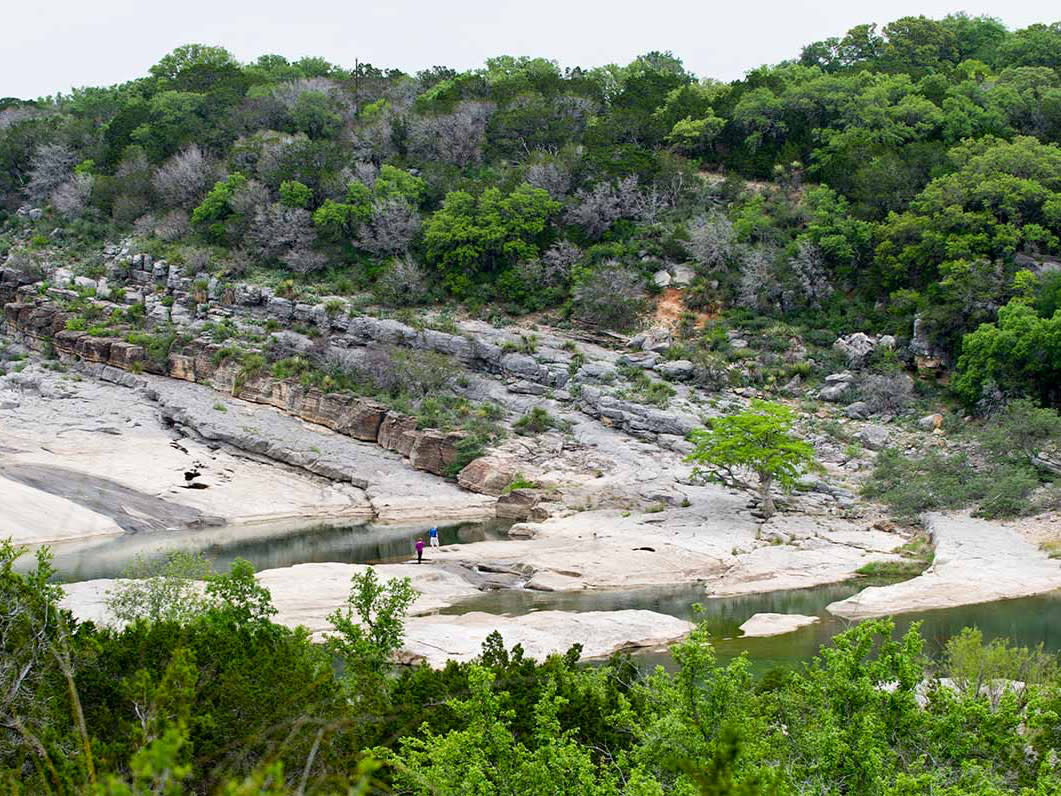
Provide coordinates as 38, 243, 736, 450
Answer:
4, 0, 1059, 99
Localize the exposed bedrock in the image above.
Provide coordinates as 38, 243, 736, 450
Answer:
828, 513, 1061, 619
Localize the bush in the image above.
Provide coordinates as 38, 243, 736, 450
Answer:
513, 406, 561, 435
862, 447, 1044, 521
863, 449, 975, 518
152, 145, 214, 208
572, 261, 644, 331
954, 299, 1061, 408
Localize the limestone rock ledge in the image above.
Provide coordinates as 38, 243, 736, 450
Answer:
828, 512, 1061, 619
738, 613, 819, 637
399, 610, 693, 667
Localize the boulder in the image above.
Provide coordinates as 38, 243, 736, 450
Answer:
407, 430, 463, 475
818, 381, 852, 402
844, 401, 872, 420
918, 413, 943, 431
855, 424, 891, 451
500, 352, 543, 381
575, 361, 618, 382
106, 341, 145, 370
652, 270, 672, 288
655, 359, 694, 381
457, 456, 521, 496
781, 374, 803, 395
834, 332, 878, 367
739, 613, 819, 637
495, 488, 542, 521
641, 328, 673, 353
377, 412, 418, 456
619, 351, 662, 369
671, 264, 695, 286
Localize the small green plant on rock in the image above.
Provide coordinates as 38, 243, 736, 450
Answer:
513, 406, 561, 435
503, 473, 541, 493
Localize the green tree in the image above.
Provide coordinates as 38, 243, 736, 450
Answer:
205, 558, 278, 627
953, 298, 1061, 407
685, 400, 818, 518
190, 172, 248, 242
277, 179, 312, 208
423, 183, 559, 295
326, 568, 417, 673
104, 551, 213, 625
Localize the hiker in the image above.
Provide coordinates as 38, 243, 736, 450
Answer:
415, 537, 425, 564
429, 526, 439, 549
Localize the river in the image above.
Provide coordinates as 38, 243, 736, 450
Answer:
35, 520, 1061, 671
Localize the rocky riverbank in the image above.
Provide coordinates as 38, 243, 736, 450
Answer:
827, 512, 1061, 619
59, 561, 694, 666
0, 362, 493, 544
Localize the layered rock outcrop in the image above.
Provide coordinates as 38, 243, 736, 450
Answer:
2, 298, 467, 481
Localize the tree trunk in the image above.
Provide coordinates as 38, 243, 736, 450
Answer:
758, 472, 775, 519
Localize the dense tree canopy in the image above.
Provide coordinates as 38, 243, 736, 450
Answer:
4, 14, 1061, 406
3, 542, 1061, 794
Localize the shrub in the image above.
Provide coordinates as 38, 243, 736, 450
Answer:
27, 142, 77, 202
862, 449, 982, 519
862, 447, 1044, 521
513, 407, 560, 435
686, 212, 736, 271
153, 145, 214, 208
954, 299, 1061, 408
279, 179, 313, 208
572, 261, 644, 331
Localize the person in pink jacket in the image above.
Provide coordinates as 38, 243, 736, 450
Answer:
415, 537, 425, 564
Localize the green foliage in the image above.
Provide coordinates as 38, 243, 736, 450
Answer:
862, 418, 1052, 520
686, 400, 818, 517
104, 551, 214, 625
954, 299, 1061, 407
423, 184, 560, 296
513, 406, 561, 435
3, 540, 1061, 793
277, 179, 312, 208
190, 173, 248, 242
326, 568, 417, 673
619, 366, 677, 407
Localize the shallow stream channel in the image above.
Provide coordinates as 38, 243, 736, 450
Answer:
34, 520, 1061, 672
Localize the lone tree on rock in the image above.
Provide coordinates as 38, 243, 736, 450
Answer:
686, 400, 818, 519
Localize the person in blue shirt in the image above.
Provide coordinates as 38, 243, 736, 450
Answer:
428, 526, 439, 550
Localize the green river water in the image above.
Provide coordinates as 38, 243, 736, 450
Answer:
37, 520, 1061, 670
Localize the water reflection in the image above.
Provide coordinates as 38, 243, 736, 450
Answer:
443, 581, 1061, 672
36, 518, 513, 582
32, 520, 1061, 672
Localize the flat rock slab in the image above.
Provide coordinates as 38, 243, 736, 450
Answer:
59, 564, 692, 667
149, 375, 495, 523
0, 366, 374, 542
399, 610, 693, 667
739, 612, 819, 637
0, 462, 222, 533
828, 513, 1061, 620
60, 561, 483, 635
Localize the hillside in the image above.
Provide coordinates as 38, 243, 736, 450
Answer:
2, 14, 1061, 795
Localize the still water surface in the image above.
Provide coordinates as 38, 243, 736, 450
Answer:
40, 520, 1061, 670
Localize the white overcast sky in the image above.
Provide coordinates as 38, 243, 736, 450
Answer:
4, 0, 1059, 99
